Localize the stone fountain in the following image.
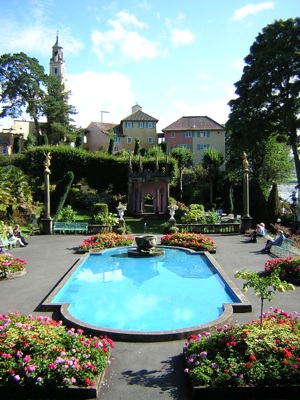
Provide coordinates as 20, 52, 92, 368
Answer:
128, 235, 165, 257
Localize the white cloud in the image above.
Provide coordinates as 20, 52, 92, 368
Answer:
91, 12, 160, 61
165, 13, 185, 28
67, 71, 135, 127
170, 28, 194, 47
116, 10, 147, 28
230, 2, 274, 21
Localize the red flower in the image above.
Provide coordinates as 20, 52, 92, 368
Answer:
249, 354, 256, 361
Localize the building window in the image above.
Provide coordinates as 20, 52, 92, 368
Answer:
179, 144, 189, 149
115, 136, 120, 143
125, 121, 133, 128
171, 132, 175, 138
126, 137, 132, 144
146, 121, 153, 128
185, 131, 193, 138
148, 137, 153, 144
199, 131, 210, 137
197, 143, 210, 150
113, 146, 119, 152
138, 122, 144, 128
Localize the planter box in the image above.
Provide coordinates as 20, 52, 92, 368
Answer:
0, 269, 27, 280
0, 369, 105, 399
190, 382, 300, 399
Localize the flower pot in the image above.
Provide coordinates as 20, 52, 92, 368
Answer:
0, 369, 106, 399
190, 382, 300, 399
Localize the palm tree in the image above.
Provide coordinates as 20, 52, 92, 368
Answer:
0, 166, 33, 219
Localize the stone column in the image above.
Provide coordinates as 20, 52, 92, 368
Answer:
41, 152, 53, 234
240, 152, 252, 234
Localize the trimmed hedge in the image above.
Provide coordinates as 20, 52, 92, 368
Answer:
11, 146, 177, 195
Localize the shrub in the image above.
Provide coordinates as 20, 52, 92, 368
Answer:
58, 205, 77, 222
78, 233, 134, 251
160, 232, 216, 252
50, 171, 74, 220
184, 309, 300, 387
0, 312, 113, 388
205, 210, 220, 224
264, 256, 300, 283
181, 204, 206, 224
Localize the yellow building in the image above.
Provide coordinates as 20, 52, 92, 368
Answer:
120, 104, 158, 152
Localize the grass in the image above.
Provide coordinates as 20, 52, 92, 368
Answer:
124, 217, 166, 234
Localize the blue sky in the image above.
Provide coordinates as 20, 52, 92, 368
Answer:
0, 0, 299, 132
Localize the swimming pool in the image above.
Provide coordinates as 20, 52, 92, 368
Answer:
43, 246, 251, 341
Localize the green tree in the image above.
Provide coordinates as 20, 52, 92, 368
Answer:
227, 18, 300, 187
134, 138, 140, 156
235, 268, 294, 329
202, 147, 224, 204
12, 136, 21, 154
0, 165, 33, 219
264, 183, 281, 228
159, 141, 167, 154
0, 52, 46, 144
171, 146, 193, 201
108, 137, 114, 155
42, 76, 77, 144
145, 145, 164, 158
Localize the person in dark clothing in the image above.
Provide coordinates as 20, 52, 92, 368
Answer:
260, 230, 284, 253
13, 224, 29, 245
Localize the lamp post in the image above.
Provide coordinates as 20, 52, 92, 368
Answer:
240, 152, 252, 233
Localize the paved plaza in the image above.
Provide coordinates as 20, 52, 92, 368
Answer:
0, 233, 299, 399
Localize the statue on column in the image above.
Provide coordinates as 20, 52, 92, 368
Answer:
44, 152, 51, 173
242, 151, 249, 171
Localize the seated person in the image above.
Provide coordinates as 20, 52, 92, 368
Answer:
251, 223, 266, 242
260, 230, 284, 253
7, 226, 25, 247
13, 224, 28, 245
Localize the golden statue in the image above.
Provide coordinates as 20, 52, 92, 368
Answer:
44, 152, 51, 173
242, 151, 249, 170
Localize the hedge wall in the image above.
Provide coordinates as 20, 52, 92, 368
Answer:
8, 146, 177, 196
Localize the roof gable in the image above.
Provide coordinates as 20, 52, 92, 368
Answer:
162, 116, 224, 131
122, 110, 158, 123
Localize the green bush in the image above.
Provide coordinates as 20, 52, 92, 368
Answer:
206, 210, 220, 224
181, 204, 206, 224
93, 203, 108, 215
50, 171, 74, 220
58, 205, 77, 222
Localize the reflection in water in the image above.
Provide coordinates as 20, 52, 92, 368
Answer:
52, 248, 240, 332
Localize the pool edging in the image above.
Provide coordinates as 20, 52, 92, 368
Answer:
41, 246, 252, 342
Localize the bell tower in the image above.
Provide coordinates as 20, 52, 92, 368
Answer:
49, 32, 66, 88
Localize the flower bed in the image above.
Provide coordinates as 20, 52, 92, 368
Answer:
0, 254, 26, 279
78, 232, 134, 252
0, 312, 113, 397
264, 256, 300, 284
184, 309, 300, 395
160, 232, 216, 252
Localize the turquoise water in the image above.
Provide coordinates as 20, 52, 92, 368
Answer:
52, 247, 239, 332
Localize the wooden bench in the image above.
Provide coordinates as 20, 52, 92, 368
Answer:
52, 222, 88, 234
271, 238, 300, 258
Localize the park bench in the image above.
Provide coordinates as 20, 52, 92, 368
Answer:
52, 222, 88, 234
271, 238, 300, 258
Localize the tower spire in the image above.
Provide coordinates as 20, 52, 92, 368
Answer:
49, 32, 66, 88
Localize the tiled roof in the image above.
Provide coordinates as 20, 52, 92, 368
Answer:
162, 116, 224, 131
86, 121, 120, 135
122, 110, 158, 122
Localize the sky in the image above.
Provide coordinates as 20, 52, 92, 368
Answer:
0, 0, 299, 132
